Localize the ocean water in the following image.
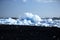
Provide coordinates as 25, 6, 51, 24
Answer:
0, 12, 60, 28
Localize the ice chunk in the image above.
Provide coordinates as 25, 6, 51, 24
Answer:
23, 19, 29, 25
5, 18, 17, 24
42, 23, 49, 27
24, 12, 42, 23
25, 12, 33, 18
32, 15, 42, 22
27, 20, 33, 25
47, 18, 53, 22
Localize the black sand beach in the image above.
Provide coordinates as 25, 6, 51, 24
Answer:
0, 25, 60, 40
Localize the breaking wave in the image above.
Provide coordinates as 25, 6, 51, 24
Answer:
0, 12, 60, 28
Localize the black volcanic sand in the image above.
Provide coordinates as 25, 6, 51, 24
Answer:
0, 25, 60, 40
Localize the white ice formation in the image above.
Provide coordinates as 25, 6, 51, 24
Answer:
0, 12, 60, 28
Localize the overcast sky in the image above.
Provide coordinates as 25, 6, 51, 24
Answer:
0, 0, 60, 18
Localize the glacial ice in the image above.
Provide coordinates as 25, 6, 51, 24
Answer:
0, 12, 60, 28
